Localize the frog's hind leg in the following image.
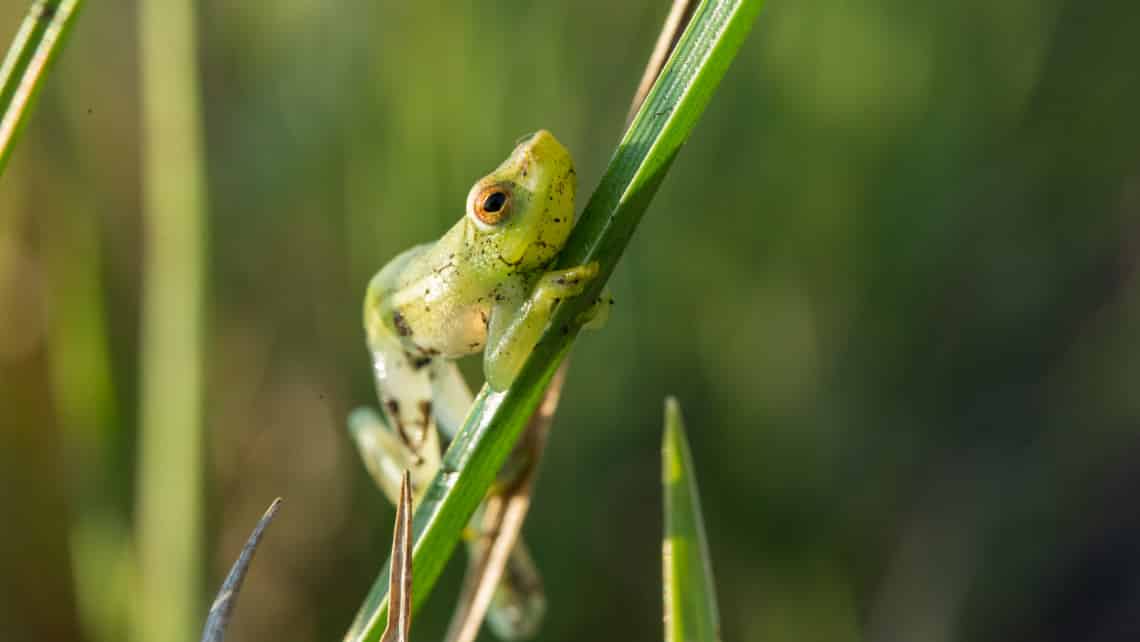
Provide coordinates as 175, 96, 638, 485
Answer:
348, 406, 432, 503
362, 330, 443, 492
428, 359, 475, 439
371, 339, 437, 452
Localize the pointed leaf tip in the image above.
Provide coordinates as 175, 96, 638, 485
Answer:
662, 399, 721, 642
380, 471, 414, 642
200, 498, 283, 642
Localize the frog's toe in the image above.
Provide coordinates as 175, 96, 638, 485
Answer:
348, 406, 388, 436
581, 295, 612, 330
567, 262, 599, 286
545, 263, 599, 296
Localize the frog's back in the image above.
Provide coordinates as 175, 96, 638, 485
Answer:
370, 243, 434, 296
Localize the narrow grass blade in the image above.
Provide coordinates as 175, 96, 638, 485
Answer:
200, 499, 283, 642
662, 398, 721, 642
380, 472, 414, 642
0, 0, 83, 174
344, 2, 762, 639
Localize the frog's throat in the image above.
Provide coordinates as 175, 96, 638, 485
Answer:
498, 232, 531, 266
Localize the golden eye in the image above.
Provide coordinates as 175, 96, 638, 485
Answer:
474, 186, 511, 225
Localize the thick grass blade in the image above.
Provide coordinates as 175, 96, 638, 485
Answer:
442, 366, 563, 642
662, 398, 721, 642
445, 6, 698, 639
134, 1, 209, 641
344, 1, 762, 639
0, 0, 83, 174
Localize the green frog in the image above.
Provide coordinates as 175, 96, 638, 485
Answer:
349, 130, 608, 639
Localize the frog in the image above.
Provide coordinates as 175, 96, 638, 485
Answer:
353, 129, 606, 482
348, 129, 609, 639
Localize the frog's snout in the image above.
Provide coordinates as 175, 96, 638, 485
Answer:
518, 129, 569, 163
522, 129, 554, 146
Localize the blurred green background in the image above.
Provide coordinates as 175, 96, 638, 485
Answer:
3, 1, 1140, 641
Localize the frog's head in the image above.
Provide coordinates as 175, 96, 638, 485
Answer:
465, 129, 576, 271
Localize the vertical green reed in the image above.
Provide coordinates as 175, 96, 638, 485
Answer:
134, 1, 208, 641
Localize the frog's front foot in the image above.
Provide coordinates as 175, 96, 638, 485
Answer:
483, 262, 604, 391
542, 263, 610, 330
535, 262, 599, 303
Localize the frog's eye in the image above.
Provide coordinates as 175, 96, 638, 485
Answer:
473, 186, 511, 225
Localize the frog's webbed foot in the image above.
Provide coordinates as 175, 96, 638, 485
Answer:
537, 262, 610, 331
578, 287, 613, 330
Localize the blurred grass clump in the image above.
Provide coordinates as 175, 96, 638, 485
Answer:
3, 1, 1140, 642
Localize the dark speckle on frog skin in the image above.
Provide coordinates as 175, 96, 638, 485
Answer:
385, 398, 400, 417
393, 311, 412, 337
385, 397, 425, 461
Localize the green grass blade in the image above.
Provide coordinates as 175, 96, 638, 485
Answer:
0, 0, 83, 174
134, 0, 209, 641
344, 2, 761, 639
662, 398, 721, 642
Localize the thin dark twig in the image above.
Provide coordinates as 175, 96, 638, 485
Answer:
628, 0, 698, 125
200, 498, 283, 642
443, 366, 565, 642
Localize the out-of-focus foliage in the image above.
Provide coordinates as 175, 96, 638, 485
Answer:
2, 1, 1139, 642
